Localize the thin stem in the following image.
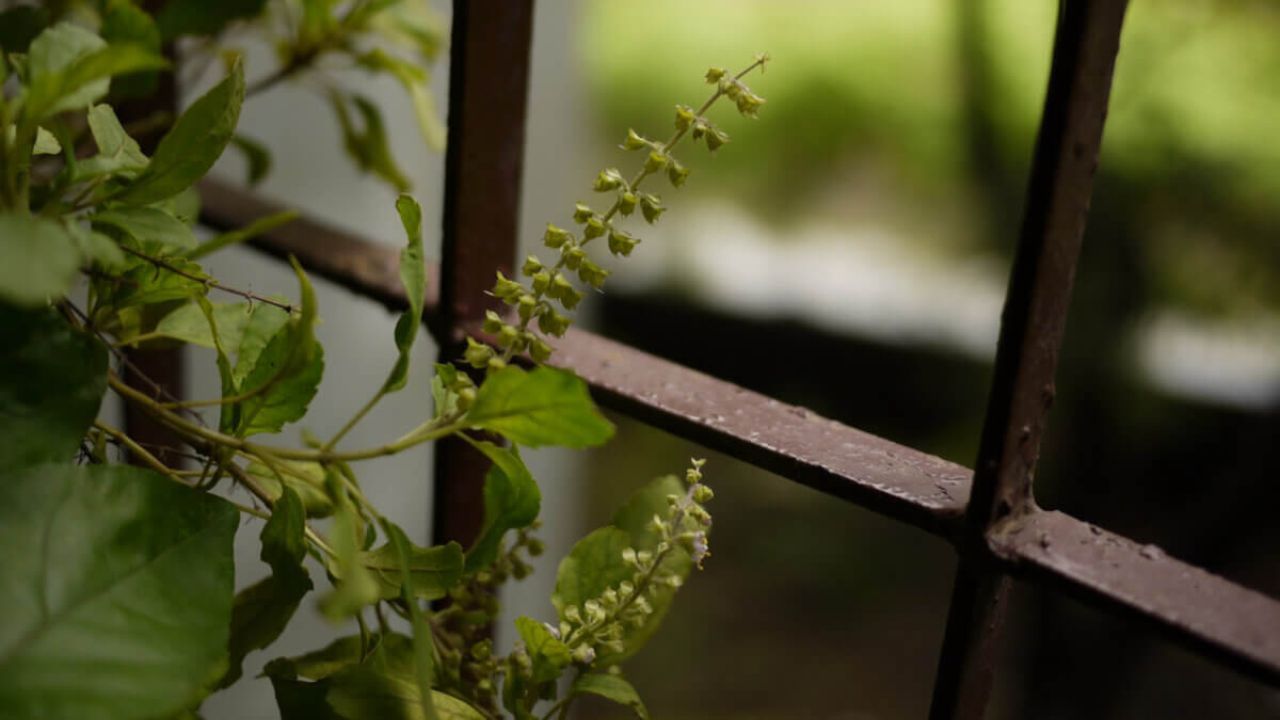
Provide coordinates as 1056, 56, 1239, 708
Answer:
325, 388, 386, 450
117, 244, 296, 312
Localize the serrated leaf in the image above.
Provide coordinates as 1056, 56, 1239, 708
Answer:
0, 305, 106, 469
152, 300, 253, 349
0, 212, 81, 306
467, 366, 614, 448
514, 616, 571, 684
382, 194, 424, 393
0, 463, 237, 720
232, 302, 291, 384
360, 539, 463, 601
116, 61, 244, 205
570, 673, 650, 720
92, 206, 197, 250
463, 440, 540, 573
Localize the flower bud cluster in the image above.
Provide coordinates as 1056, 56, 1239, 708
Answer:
558, 459, 713, 663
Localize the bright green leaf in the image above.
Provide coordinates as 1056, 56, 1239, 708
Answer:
463, 439, 540, 573
552, 526, 633, 621
116, 61, 244, 205
319, 494, 381, 620
381, 194, 424, 393
0, 463, 238, 720
330, 91, 412, 191
245, 459, 335, 518
570, 673, 650, 720
467, 366, 614, 448
326, 668, 485, 720
32, 126, 60, 155
235, 333, 325, 436
92, 206, 197, 250
360, 539, 463, 601
0, 306, 106, 469
26, 23, 166, 118
78, 104, 149, 181
65, 222, 127, 271
514, 616, 571, 684
0, 213, 81, 306
151, 300, 252, 349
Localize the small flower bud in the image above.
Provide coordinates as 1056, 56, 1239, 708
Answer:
511, 557, 530, 579
482, 309, 503, 334
529, 337, 553, 363
531, 270, 551, 294
572, 644, 596, 664
649, 513, 667, 534
693, 484, 715, 503
578, 261, 610, 289
564, 605, 582, 622
471, 639, 493, 660
706, 127, 730, 152
492, 271, 525, 303
583, 216, 606, 240
691, 458, 707, 469
526, 538, 545, 556
643, 150, 668, 174
584, 600, 605, 623
464, 338, 493, 368
573, 203, 594, 224
686, 468, 702, 484
621, 547, 637, 565
561, 245, 587, 270
639, 194, 665, 224
497, 323, 519, 348
666, 493, 681, 507
550, 273, 575, 300
456, 387, 476, 410
692, 119, 707, 141
517, 294, 539, 322
674, 104, 696, 131
559, 285, 584, 310
487, 356, 507, 373
608, 229, 639, 257
667, 159, 689, 187
621, 128, 649, 151
522, 255, 544, 277
636, 549, 653, 566
593, 167, 625, 192
538, 309, 571, 337
736, 90, 765, 118
602, 588, 619, 606
664, 574, 684, 589
618, 191, 638, 216
705, 67, 726, 84
544, 223, 573, 248
559, 621, 572, 638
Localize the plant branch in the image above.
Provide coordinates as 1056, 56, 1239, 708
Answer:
117, 244, 297, 312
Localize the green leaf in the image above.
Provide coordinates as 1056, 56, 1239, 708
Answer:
232, 302, 292, 384
244, 459, 335, 518
116, 61, 244, 205
90, 251, 208, 317
0, 463, 238, 720
26, 23, 167, 118
380, 521, 439, 720
266, 633, 413, 720
463, 440, 540, 573
467, 366, 614, 448
552, 526, 633, 620
152, 300, 253, 349
326, 668, 485, 720
360, 540, 463, 601
185, 208, 297, 260
319, 493, 381, 620
0, 306, 106, 469
78, 104, 149, 181
221, 486, 313, 688
65, 222, 127, 271
32, 126, 60, 155
92, 206, 197, 250
570, 673, 650, 720
228, 134, 273, 187
0, 213, 81, 306
101, 0, 163, 98
355, 49, 445, 150
156, 0, 269, 39
330, 92, 412, 191
381, 194, 425, 393
514, 616, 571, 684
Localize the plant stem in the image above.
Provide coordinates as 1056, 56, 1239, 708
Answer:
117, 244, 297, 312
325, 388, 386, 450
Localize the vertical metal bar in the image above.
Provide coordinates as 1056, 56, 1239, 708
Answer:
928, 2, 1129, 718
432, 0, 535, 548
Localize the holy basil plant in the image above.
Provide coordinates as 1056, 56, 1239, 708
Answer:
0, 6, 768, 719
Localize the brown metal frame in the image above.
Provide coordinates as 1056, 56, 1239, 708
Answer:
185, 0, 1280, 716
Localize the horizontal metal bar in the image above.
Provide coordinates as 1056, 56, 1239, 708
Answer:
195, 180, 1280, 685
994, 510, 1280, 686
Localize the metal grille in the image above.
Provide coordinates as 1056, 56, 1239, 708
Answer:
181, 1, 1280, 717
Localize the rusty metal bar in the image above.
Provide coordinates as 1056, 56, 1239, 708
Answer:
928, 2, 1130, 718
196, 179, 1280, 686
432, 0, 535, 549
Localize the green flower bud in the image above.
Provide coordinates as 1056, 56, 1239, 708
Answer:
529, 337, 552, 363
636, 549, 653, 566
691, 458, 707, 469
572, 644, 596, 665
608, 229, 639, 257
482, 309, 503, 334
705, 67, 726, 84
456, 387, 476, 411
557, 284, 584, 311
622, 547, 638, 565
573, 203, 594, 224
593, 167, 625, 192
526, 537, 545, 556
693, 484, 714, 503
559, 621, 572, 638
667, 158, 689, 187
583, 216, 606, 240
487, 356, 507, 373
621, 128, 648, 151
664, 574, 684, 589
538, 309, 571, 337
464, 338, 493, 368
544, 223, 573, 248
720, 78, 742, 100
471, 639, 493, 661
517, 294, 539, 322
564, 604, 582, 623
674, 104, 696, 131
706, 126, 730, 152
522, 254, 543, 276
649, 513, 667, 534
686, 468, 702, 484
735, 90, 765, 118
578, 260, 610, 289
618, 191, 638, 216
561, 245, 587, 270
602, 588, 619, 606
639, 194, 665, 224
584, 599, 605, 623
531, 270, 551, 294
644, 150, 669, 174
497, 323, 519, 348
691, 119, 707, 142
619, 581, 634, 597
492, 271, 525, 304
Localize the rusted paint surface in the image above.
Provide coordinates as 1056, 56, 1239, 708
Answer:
997, 511, 1280, 686
930, 2, 1131, 718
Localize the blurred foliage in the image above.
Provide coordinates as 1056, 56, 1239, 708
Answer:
582, 0, 1280, 318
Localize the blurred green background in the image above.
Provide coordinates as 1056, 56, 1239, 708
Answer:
563, 1, 1280, 718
